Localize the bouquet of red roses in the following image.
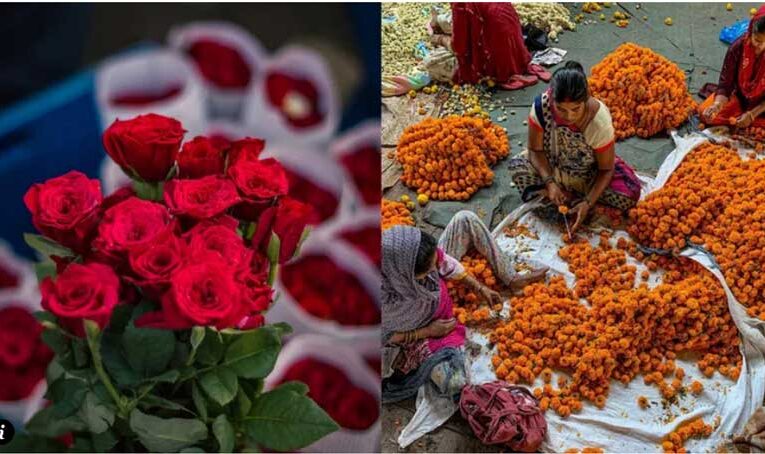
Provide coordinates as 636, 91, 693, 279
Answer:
13, 113, 337, 452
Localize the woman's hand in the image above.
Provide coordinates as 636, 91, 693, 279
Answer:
570, 200, 590, 233
479, 286, 503, 306
545, 181, 568, 206
736, 111, 756, 129
425, 318, 457, 338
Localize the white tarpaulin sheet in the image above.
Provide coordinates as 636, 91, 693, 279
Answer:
459, 132, 765, 452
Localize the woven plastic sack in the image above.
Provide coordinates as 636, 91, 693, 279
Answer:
720, 18, 749, 44
459, 381, 547, 452
168, 21, 267, 121
95, 48, 207, 137
261, 144, 345, 224
264, 334, 380, 452
243, 46, 339, 146
329, 120, 381, 212
267, 235, 380, 357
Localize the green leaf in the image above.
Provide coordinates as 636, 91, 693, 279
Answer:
34, 260, 57, 283
244, 388, 338, 451
78, 392, 115, 433
100, 332, 141, 387
0, 433, 66, 453
245, 222, 257, 241
109, 304, 135, 334
92, 430, 118, 452
293, 226, 312, 258
41, 329, 69, 356
213, 415, 235, 453
123, 318, 175, 377
26, 406, 87, 438
187, 326, 206, 365
143, 369, 180, 384
235, 386, 253, 419
23, 233, 74, 258
33, 311, 57, 325
139, 394, 196, 416
179, 448, 205, 453
275, 380, 310, 396
47, 378, 88, 418
196, 329, 225, 366
46, 358, 66, 384
191, 382, 208, 421
199, 367, 238, 406
129, 409, 208, 453
268, 322, 293, 339
223, 328, 281, 379
70, 436, 94, 453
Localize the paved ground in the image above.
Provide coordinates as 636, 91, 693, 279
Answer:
381, 3, 760, 452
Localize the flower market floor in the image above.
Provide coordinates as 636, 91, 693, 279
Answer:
380, 2, 761, 452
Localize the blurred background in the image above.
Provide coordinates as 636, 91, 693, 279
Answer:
0, 2, 380, 257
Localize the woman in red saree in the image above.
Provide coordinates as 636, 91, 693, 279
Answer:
700, 5, 765, 129
450, 3, 533, 85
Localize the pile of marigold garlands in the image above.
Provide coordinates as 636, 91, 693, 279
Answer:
628, 141, 765, 318
488, 235, 741, 422
396, 116, 509, 201
381, 199, 414, 230
589, 43, 696, 140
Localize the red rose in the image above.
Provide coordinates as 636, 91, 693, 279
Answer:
94, 197, 174, 261
0, 262, 19, 289
187, 39, 252, 89
251, 196, 317, 264
0, 306, 46, 369
236, 314, 265, 330
186, 222, 253, 269
340, 145, 381, 206
137, 259, 244, 330
266, 73, 323, 128
164, 176, 240, 220
227, 157, 289, 201
128, 234, 186, 298
284, 168, 339, 223
178, 136, 228, 179
102, 114, 185, 182
23, 171, 102, 253
40, 262, 121, 337
227, 138, 265, 167
235, 266, 273, 313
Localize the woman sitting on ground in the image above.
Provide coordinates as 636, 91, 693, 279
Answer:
382, 211, 547, 403
700, 6, 765, 130
508, 61, 641, 233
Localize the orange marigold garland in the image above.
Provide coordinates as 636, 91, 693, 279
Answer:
396, 116, 510, 201
488, 240, 740, 418
381, 199, 415, 230
589, 43, 696, 140
628, 141, 765, 321
661, 418, 713, 453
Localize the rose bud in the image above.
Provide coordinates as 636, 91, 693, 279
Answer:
251, 196, 317, 264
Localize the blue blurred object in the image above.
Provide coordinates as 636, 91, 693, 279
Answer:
720, 18, 749, 44
0, 70, 102, 260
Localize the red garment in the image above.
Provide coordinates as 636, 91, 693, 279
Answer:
738, 5, 765, 106
451, 3, 531, 84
